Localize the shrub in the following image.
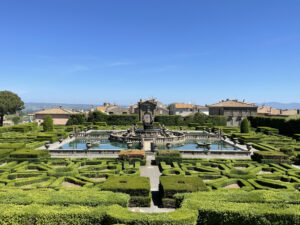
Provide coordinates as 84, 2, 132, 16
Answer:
154, 115, 184, 126
160, 176, 208, 207
105, 205, 198, 225
0, 204, 106, 224
179, 190, 300, 225
101, 176, 151, 207
10, 149, 50, 161
88, 111, 138, 125
119, 150, 145, 160
252, 151, 290, 163
95, 122, 107, 126
248, 116, 300, 136
43, 115, 54, 132
156, 150, 182, 165
0, 189, 129, 207
240, 118, 250, 133
66, 114, 86, 125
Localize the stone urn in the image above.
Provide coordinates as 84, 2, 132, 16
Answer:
222, 135, 227, 140
206, 143, 211, 150
112, 125, 116, 130
84, 127, 88, 133
69, 133, 74, 139
208, 128, 212, 133
86, 142, 92, 150
166, 143, 172, 149
44, 142, 50, 149
127, 142, 133, 149
58, 136, 63, 143
179, 126, 183, 131
233, 138, 238, 145
246, 143, 252, 151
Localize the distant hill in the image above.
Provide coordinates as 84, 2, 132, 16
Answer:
257, 102, 300, 110
24, 102, 93, 113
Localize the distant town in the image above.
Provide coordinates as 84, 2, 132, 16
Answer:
4, 98, 300, 127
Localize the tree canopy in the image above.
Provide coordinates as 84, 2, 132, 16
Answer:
0, 91, 24, 126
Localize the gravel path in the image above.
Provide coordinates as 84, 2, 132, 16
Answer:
129, 155, 175, 213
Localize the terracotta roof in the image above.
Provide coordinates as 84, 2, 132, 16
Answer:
173, 103, 195, 109
35, 108, 76, 115
96, 106, 106, 111
258, 105, 281, 115
207, 100, 257, 108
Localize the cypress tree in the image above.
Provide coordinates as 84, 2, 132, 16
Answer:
240, 118, 250, 133
43, 115, 54, 132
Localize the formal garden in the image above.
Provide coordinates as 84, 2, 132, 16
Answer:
0, 101, 300, 224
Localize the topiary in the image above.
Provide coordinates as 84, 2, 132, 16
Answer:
240, 118, 250, 133
43, 115, 54, 132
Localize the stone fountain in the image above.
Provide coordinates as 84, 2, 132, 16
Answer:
109, 108, 185, 151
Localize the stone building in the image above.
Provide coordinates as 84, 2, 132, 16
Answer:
34, 107, 79, 125
258, 105, 300, 116
138, 99, 169, 121
207, 99, 257, 126
106, 105, 129, 115
169, 103, 208, 116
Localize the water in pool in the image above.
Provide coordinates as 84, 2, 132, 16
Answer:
59, 139, 137, 150
170, 140, 236, 151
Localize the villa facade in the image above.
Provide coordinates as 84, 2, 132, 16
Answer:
207, 99, 258, 126
34, 107, 78, 125
169, 103, 208, 116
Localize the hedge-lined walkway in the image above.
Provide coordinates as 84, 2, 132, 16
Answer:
130, 155, 174, 213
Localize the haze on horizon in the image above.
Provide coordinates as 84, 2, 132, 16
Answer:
0, 0, 300, 106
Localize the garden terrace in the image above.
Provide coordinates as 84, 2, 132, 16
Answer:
158, 158, 300, 193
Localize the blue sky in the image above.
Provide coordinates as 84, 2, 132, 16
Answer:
0, 0, 300, 106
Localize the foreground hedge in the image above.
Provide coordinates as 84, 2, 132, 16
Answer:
0, 204, 106, 225
177, 190, 300, 225
0, 189, 129, 207
0, 204, 198, 225
105, 205, 198, 225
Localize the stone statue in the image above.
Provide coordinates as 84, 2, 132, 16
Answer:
143, 107, 154, 130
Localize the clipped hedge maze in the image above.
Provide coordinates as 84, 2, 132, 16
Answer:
159, 159, 300, 193
160, 176, 208, 208
0, 158, 142, 191
176, 190, 300, 225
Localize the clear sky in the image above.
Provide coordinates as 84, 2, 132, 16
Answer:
0, 0, 300, 106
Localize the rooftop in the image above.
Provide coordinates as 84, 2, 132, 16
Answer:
35, 107, 78, 115
207, 99, 257, 108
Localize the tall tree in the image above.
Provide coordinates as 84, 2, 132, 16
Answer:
0, 91, 24, 127
240, 118, 250, 133
43, 115, 54, 132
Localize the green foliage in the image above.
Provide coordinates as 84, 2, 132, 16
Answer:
240, 118, 250, 133
252, 151, 289, 163
154, 115, 184, 126
88, 111, 139, 125
43, 115, 54, 132
160, 176, 208, 198
178, 190, 300, 225
156, 150, 182, 165
0, 189, 129, 207
10, 149, 50, 160
248, 115, 300, 136
105, 205, 198, 225
66, 114, 86, 125
12, 116, 21, 125
155, 113, 227, 126
0, 91, 24, 126
101, 176, 151, 207
0, 204, 107, 224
